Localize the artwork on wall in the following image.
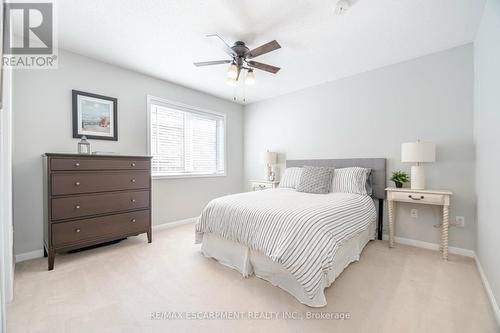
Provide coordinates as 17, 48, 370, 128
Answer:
72, 90, 118, 140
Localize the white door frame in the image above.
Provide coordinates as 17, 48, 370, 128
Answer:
0, 1, 14, 328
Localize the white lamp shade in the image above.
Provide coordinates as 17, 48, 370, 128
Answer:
401, 142, 436, 163
262, 151, 277, 165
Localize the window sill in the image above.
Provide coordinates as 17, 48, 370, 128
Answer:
152, 173, 227, 180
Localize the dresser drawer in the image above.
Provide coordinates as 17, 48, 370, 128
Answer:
50, 158, 150, 171
51, 190, 149, 220
51, 210, 149, 247
389, 191, 445, 205
51, 172, 149, 195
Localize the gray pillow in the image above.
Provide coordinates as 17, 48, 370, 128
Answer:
296, 166, 334, 194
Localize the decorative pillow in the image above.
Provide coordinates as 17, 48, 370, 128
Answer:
296, 166, 334, 194
331, 167, 371, 195
279, 167, 303, 189
365, 171, 374, 196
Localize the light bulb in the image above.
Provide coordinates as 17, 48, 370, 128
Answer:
226, 77, 237, 86
245, 69, 255, 85
227, 63, 238, 79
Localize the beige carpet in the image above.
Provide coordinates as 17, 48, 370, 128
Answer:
7, 223, 499, 333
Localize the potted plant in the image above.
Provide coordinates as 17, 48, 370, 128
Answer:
390, 171, 410, 188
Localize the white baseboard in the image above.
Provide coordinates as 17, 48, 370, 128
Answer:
15, 249, 44, 263
15, 218, 198, 263
152, 217, 197, 231
381, 234, 475, 258
475, 256, 500, 328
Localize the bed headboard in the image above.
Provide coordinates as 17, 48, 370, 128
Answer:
286, 158, 386, 199
286, 158, 386, 240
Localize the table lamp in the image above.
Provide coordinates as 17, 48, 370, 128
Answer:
401, 141, 436, 190
262, 150, 277, 181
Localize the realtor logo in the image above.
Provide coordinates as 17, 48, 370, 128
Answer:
2, 1, 58, 68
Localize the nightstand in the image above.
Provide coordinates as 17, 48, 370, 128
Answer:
386, 187, 453, 260
250, 180, 279, 191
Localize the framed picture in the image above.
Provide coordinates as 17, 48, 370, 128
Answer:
72, 90, 118, 140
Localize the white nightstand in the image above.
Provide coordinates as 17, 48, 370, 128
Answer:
250, 180, 279, 191
386, 187, 453, 260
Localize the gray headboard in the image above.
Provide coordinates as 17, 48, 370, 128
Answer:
286, 158, 387, 199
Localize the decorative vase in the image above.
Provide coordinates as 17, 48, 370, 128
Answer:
78, 136, 91, 154
395, 181, 403, 188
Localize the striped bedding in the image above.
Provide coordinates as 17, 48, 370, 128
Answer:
195, 188, 376, 300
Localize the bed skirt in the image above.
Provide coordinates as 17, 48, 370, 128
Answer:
200, 221, 376, 307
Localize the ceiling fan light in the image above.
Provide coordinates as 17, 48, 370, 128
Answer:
245, 69, 255, 85
227, 63, 238, 79
226, 77, 237, 86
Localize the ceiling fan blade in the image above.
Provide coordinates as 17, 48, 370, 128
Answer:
206, 34, 236, 57
245, 40, 281, 59
194, 60, 232, 67
247, 61, 280, 74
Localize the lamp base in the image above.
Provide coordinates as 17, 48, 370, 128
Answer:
264, 165, 271, 180
410, 165, 425, 190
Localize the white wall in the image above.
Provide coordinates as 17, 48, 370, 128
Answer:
244, 44, 475, 250
12, 49, 244, 255
474, 0, 500, 320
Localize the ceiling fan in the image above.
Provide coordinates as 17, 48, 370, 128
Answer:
194, 34, 281, 86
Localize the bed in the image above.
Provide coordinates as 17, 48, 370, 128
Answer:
195, 158, 386, 307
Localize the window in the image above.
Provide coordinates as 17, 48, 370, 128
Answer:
148, 96, 225, 178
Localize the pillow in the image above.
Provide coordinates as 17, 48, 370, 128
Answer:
296, 166, 334, 194
279, 167, 303, 189
365, 170, 374, 196
331, 167, 371, 195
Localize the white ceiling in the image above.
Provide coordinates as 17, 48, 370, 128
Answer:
57, 0, 485, 104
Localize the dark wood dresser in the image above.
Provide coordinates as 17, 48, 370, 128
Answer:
43, 153, 152, 270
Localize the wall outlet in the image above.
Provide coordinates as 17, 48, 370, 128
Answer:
410, 209, 418, 218
454, 216, 465, 228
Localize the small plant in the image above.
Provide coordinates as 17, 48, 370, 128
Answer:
390, 171, 410, 188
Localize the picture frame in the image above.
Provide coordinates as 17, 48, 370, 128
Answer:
72, 90, 118, 141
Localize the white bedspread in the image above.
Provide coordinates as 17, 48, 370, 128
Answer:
195, 188, 376, 300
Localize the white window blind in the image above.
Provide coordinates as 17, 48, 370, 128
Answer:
149, 97, 225, 177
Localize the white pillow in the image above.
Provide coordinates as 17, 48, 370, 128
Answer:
279, 167, 303, 189
331, 167, 371, 195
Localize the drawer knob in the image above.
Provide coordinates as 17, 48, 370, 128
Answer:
75, 228, 81, 233
74, 162, 80, 167
131, 162, 136, 167
75, 205, 81, 209
131, 199, 136, 203
131, 179, 136, 183
131, 218, 136, 223
408, 195, 424, 200
75, 181, 80, 186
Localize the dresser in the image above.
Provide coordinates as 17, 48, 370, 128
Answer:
43, 153, 152, 270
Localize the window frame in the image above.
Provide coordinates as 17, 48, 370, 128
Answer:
147, 95, 227, 179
